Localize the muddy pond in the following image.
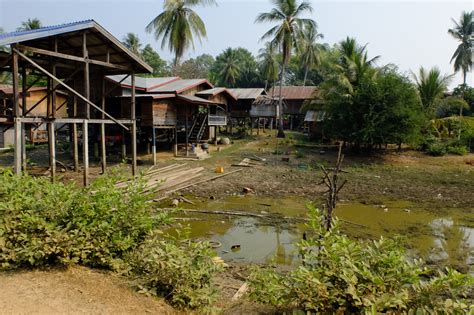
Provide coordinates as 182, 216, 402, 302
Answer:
163, 196, 473, 273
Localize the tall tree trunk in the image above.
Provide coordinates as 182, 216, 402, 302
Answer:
303, 65, 309, 87
264, 80, 268, 92
460, 69, 467, 116
277, 62, 286, 138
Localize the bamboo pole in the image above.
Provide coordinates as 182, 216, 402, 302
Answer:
12, 46, 21, 174
83, 120, 89, 186
131, 72, 137, 176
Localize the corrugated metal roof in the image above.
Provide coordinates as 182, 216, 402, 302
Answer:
228, 88, 266, 100
268, 86, 317, 100
0, 20, 152, 73
150, 79, 213, 94
117, 94, 175, 100
177, 94, 218, 105
196, 87, 238, 101
107, 75, 180, 92
304, 110, 326, 122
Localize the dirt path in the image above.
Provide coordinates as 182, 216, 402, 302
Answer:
0, 266, 177, 315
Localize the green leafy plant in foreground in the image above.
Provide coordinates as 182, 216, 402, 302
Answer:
248, 205, 474, 313
0, 169, 171, 270
127, 228, 223, 309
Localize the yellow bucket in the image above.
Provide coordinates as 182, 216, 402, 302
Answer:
215, 166, 224, 174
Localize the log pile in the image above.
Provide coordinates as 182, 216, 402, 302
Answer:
116, 163, 204, 193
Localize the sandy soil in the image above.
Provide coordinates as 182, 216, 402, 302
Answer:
0, 266, 176, 315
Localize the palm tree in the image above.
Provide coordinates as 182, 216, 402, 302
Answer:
146, 0, 216, 72
339, 37, 379, 86
17, 18, 42, 31
412, 67, 453, 116
122, 33, 142, 58
216, 48, 241, 87
448, 11, 473, 85
258, 42, 279, 90
298, 24, 323, 86
256, 0, 316, 138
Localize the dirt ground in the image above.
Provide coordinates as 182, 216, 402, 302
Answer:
0, 266, 176, 314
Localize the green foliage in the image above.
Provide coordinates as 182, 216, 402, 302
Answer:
128, 229, 223, 309
141, 44, 171, 77
453, 83, 474, 116
448, 11, 473, 84
145, 0, 217, 66
318, 64, 425, 150
424, 117, 474, 155
17, 18, 42, 31
211, 47, 264, 88
412, 67, 452, 117
437, 96, 470, 117
175, 54, 215, 80
249, 206, 474, 313
0, 170, 171, 270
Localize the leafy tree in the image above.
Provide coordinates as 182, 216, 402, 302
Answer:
17, 18, 42, 31
146, 0, 216, 71
453, 84, 474, 116
175, 54, 215, 79
314, 59, 424, 150
141, 44, 171, 77
258, 42, 279, 90
412, 67, 453, 117
298, 24, 323, 86
256, 0, 316, 137
448, 11, 473, 84
437, 96, 470, 117
213, 47, 240, 87
122, 33, 142, 58
211, 47, 263, 87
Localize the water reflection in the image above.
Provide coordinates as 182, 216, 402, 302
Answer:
166, 196, 473, 272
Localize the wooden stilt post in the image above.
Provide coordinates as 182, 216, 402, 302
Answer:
173, 127, 178, 157
131, 73, 137, 176
121, 130, 127, 159
263, 118, 266, 133
185, 108, 189, 157
152, 127, 157, 165
72, 95, 79, 172
49, 122, 56, 180
257, 117, 260, 136
290, 115, 293, 131
214, 126, 218, 146
12, 46, 21, 175
270, 118, 273, 132
83, 32, 90, 185
83, 121, 89, 186
21, 67, 27, 172
101, 78, 106, 173
251, 118, 254, 136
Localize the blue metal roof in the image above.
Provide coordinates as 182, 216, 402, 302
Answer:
0, 20, 153, 73
0, 20, 95, 45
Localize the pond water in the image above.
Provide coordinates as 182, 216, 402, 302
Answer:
164, 195, 474, 273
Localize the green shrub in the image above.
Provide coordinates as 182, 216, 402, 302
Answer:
128, 229, 223, 309
426, 142, 448, 156
248, 206, 474, 313
0, 169, 171, 270
446, 144, 469, 156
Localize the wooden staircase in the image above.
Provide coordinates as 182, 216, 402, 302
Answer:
188, 113, 207, 143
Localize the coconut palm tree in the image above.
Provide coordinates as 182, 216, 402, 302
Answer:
17, 18, 42, 31
298, 24, 323, 86
258, 42, 279, 91
216, 48, 241, 87
256, 0, 316, 138
339, 37, 379, 86
448, 11, 473, 85
122, 33, 143, 58
146, 0, 216, 72
412, 67, 453, 116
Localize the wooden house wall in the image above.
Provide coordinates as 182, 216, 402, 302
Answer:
250, 104, 277, 118
141, 99, 177, 127
283, 100, 305, 115
23, 90, 68, 118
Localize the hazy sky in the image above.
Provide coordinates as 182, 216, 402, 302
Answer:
0, 0, 472, 88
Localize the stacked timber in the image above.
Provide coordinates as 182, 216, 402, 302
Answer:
116, 163, 204, 193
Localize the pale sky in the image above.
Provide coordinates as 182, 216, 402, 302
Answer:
0, 0, 472, 88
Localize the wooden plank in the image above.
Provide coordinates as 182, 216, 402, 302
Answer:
83, 120, 89, 186
131, 73, 137, 176
152, 127, 157, 166
21, 67, 27, 172
83, 33, 90, 120
17, 44, 131, 71
48, 122, 56, 180
73, 95, 79, 172
13, 48, 129, 131
12, 48, 21, 175
101, 78, 106, 173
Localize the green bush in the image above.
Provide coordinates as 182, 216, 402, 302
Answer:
426, 142, 448, 156
248, 206, 474, 313
0, 169, 171, 270
446, 144, 469, 156
128, 229, 223, 309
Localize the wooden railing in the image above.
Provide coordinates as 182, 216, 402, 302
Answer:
208, 115, 227, 126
